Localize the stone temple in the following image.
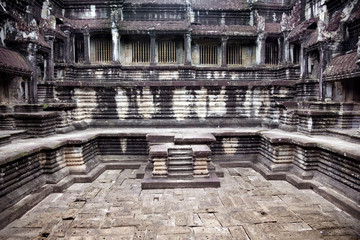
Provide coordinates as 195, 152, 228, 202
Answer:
0, 0, 359, 238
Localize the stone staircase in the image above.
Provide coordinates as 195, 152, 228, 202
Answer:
142, 132, 221, 189
167, 148, 193, 179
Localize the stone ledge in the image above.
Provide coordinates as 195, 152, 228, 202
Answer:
149, 144, 171, 157
141, 170, 220, 189
48, 79, 298, 87
192, 144, 211, 157
146, 133, 175, 143
174, 133, 216, 144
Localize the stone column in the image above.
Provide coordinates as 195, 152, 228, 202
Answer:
70, 33, 75, 63
284, 39, 290, 63
184, 32, 192, 65
112, 27, 120, 63
83, 30, 90, 64
300, 41, 307, 78
64, 30, 71, 63
45, 34, 55, 80
150, 32, 156, 65
256, 34, 266, 65
319, 46, 326, 100
27, 42, 38, 103
278, 38, 282, 64
289, 44, 294, 63
221, 36, 228, 67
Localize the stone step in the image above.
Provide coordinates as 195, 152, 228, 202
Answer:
168, 166, 193, 171
0, 135, 10, 147
168, 156, 193, 161
168, 149, 193, 155
168, 154, 193, 158
168, 160, 193, 166
168, 171, 193, 178
9, 130, 27, 142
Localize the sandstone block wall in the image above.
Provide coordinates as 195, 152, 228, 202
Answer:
1, 130, 359, 224
52, 84, 295, 127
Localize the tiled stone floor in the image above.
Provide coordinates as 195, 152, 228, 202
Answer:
0, 168, 359, 240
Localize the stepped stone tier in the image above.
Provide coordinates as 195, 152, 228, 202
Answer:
0, 0, 360, 236
144, 132, 221, 188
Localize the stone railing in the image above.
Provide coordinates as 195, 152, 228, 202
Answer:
54, 64, 301, 82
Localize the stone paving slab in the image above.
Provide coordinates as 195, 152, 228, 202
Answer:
0, 168, 359, 240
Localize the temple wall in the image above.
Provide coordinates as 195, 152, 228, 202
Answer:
58, 84, 294, 127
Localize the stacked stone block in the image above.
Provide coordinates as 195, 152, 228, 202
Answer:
0, 152, 45, 212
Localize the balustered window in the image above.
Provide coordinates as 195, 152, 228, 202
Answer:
132, 40, 150, 63
227, 45, 242, 65
90, 35, 112, 63
158, 41, 176, 63
265, 38, 278, 65
199, 45, 218, 65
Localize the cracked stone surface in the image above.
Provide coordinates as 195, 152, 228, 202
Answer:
0, 168, 359, 240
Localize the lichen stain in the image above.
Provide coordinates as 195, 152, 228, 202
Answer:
173, 88, 191, 120
222, 137, 239, 155
115, 88, 129, 120
138, 87, 155, 119
73, 88, 97, 122
206, 87, 227, 117
120, 138, 127, 153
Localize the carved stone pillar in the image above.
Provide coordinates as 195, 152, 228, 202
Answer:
256, 34, 266, 65
221, 36, 228, 67
27, 43, 38, 103
278, 38, 282, 64
356, 36, 360, 65
70, 33, 75, 63
45, 34, 55, 80
184, 32, 192, 65
150, 32, 156, 65
112, 27, 120, 63
319, 46, 325, 100
289, 44, 294, 63
64, 30, 71, 63
300, 40, 307, 78
83, 31, 90, 64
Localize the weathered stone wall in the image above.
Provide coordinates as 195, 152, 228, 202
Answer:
210, 132, 360, 205
97, 136, 148, 156
0, 152, 46, 211
211, 135, 260, 156
279, 102, 360, 134
56, 84, 294, 127
2, 129, 359, 226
